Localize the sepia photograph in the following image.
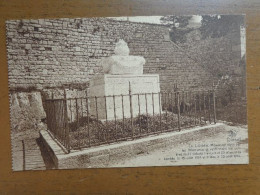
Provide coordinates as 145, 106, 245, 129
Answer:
6, 15, 248, 171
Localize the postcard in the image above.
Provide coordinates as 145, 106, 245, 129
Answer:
6, 15, 248, 171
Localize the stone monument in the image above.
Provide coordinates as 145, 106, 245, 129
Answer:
89, 39, 161, 120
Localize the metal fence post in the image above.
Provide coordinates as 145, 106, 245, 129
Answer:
105, 95, 109, 144
213, 90, 217, 124
86, 94, 91, 147
121, 94, 125, 133
145, 93, 149, 132
51, 92, 57, 139
208, 90, 211, 124
194, 93, 197, 126
138, 94, 141, 134
63, 88, 70, 153
113, 95, 118, 142
75, 98, 80, 149
203, 91, 206, 124
95, 96, 100, 143
177, 91, 181, 131
158, 92, 162, 132
129, 82, 134, 139
152, 92, 155, 131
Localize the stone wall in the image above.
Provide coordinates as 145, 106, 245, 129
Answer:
6, 17, 244, 132
6, 17, 218, 91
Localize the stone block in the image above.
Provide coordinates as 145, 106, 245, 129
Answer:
75, 47, 81, 52
88, 74, 161, 120
25, 44, 31, 50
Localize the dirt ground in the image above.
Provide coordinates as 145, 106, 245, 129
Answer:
109, 124, 248, 167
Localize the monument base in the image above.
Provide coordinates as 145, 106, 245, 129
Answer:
88, 74, 160, 120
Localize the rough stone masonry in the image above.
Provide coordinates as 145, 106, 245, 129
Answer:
6, 17, 227, 91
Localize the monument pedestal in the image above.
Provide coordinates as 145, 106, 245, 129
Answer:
89, 74, 161, 120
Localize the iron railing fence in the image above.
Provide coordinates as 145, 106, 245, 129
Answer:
44, 90, 216, 153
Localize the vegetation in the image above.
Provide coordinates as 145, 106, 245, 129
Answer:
160, 15, 193, 43
216, 97, 247, 125
199, 15, 244, 39
69, 113, 207, 149
160, 15, 245, 43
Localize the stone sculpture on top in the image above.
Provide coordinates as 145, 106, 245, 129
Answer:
100, 39, 145, 75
